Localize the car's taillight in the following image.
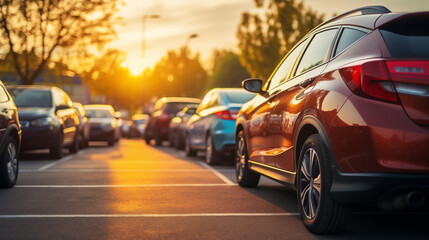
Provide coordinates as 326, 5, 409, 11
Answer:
339, 60, 398, 103
215, 110, 235, 120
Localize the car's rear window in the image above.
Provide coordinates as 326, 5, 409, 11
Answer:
164, 103, 194, 114
224, 91, 256, 104
380, 15, 429, 58
8, 88, 52, 108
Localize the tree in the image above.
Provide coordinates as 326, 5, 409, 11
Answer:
237, 0, 324, 79
207, 50, 250, 89
0, 0, 120, 85
144, 46, 208, 99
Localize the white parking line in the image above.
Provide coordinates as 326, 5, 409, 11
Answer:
37, 155, 74, 171
198, 162, 235, 185
0, 213, 300, 218
16, 184, 236, 188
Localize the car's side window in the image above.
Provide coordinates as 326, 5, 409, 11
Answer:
0, 86, 9, 103
267, 40, 307, 91
334, 28, 367, 56
294, 29, 338, 76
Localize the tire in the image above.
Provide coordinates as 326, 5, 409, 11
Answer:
174, 130, 184, 150
50, 131, 64, 159
155, 130, 162, 146
168, 130, 175, 147
78, 133, 85, 149
69, 133, 79, 153
108, 137, 115, 146
0, 137, 19, 188
184, 134, 196, 157
297, 134, 350, 234
205, 132, 222, 165
235, 130, 260, 187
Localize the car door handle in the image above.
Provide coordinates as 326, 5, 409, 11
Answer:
299, 77, 315, 88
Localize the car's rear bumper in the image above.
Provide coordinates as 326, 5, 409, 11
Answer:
330, 169, 429, 203
212, 119, 236, 152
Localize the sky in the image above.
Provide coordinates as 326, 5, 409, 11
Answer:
108, 0, 429, 75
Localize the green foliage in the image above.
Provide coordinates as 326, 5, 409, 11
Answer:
0, 0, 120, 85
207, 50, 250, 89
144, 46, 208, 99
237, 0, 324, 80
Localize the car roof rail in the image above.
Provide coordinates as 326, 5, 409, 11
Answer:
310, 5, 391, 33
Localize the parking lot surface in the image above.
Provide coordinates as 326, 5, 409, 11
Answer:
0, 139, 427, 239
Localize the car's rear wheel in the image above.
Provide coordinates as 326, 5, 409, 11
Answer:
50, 131, 64, 159
184, 134, 196, 157
0, 137, 19, 188
69, 133, 79, 153
155, 130, 162, 146
235, 130, 260, 187
297, 134, 350, 234
206, 133, 222, 165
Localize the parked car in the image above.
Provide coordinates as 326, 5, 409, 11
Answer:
185, 88, 255, 165
130, 114, 149, 138
121, 120, 132, 138
73, 102, 90, 149
8, 85, 79, 159
168, 105, 198, 149
235, 6, 429, 234
84, 104, 121, 146
144, 97, 201, 146
0, 81, 21, 188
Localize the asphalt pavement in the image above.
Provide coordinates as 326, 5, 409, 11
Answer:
0, 139, 427, 240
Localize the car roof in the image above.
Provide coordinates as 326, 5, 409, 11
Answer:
156, 97, 201, 104
307, 6, 425, 34
7, 85, 53, 91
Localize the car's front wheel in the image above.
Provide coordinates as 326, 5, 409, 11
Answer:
297, 134, 350, 234
235, 130, 260, 187
50, 131, 64, 159
206, 132, 222, 165
0, 137, 19, 188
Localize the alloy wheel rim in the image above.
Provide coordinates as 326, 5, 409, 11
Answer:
299, 148, 321, 220
235, 136, 245, 181
6, 143, 17, 182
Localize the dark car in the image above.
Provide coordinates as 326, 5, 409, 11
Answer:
235, 6, 429, 233
84, 104, 121, 146
185, 89, 255, 165
8, 85, 79, 159
130, 114, 149, 138
0, 81, 21, 188
73, 102, 90, 149
168, 105, 198, 149
144, 97, 201, 146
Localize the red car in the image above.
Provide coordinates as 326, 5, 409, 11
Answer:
235, 6, 429, 233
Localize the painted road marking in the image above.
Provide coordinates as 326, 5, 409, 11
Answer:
198, 162, 235, 185
0, 213, 300, 218
37, 155, 74, 171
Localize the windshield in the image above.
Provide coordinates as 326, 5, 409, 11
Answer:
224, 91, 256, 104
164, 103, 195, 114
85, 109, 113, 118
8, 88, 52, 108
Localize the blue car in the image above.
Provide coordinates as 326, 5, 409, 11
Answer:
185, 88, 256, 165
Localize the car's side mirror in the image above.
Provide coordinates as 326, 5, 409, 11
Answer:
242, 78, 266, 94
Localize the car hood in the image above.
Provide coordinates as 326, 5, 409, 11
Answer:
17, 107, 52, 121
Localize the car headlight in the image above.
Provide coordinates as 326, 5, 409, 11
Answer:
31, 117, 53, 127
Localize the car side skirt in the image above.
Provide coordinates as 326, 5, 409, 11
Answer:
249, 160, 296, 190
